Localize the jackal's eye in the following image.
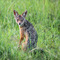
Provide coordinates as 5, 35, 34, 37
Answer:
17, 19, 19, 21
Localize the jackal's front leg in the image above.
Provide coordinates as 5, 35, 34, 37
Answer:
18, 29, 24, 48
22, 32, 29, 50
25, 32, 29, 44
18, 37, 24, 48
18, 37, 24, 47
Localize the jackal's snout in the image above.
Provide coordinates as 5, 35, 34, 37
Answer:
19, 23, 21, 25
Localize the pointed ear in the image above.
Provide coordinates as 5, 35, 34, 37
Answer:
13, 10, 19, 16
22, 10, 27, 17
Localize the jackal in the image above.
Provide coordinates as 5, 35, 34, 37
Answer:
13, 10, 38, 51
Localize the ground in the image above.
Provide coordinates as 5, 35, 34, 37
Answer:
0, 0, 60, 60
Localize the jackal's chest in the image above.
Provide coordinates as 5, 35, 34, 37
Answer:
20, 27, 27, 36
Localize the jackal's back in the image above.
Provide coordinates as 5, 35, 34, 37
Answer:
23, 20, 38, 49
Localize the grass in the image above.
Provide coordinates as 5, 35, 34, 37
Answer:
0, 0, 60, 60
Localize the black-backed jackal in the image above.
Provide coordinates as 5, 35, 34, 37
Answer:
13, 10, 38, 51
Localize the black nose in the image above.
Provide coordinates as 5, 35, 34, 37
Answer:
19, 23, 21, 25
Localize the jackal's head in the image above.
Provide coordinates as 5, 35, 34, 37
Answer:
13, 10, 27, 27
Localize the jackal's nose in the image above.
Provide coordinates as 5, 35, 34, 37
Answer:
19, 23, 21, 25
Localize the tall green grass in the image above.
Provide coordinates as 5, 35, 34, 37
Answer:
0, 0, 60, 60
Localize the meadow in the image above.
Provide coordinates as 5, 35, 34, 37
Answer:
0, 0, 60, 60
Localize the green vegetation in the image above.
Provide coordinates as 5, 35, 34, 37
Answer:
0, 0, 60, 60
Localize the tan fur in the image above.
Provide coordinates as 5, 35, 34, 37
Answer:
19, 27, 24, 45
19, 27, 29, 51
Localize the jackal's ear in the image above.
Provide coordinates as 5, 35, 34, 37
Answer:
13, 10, 19, 16
22, 10, 27, 17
